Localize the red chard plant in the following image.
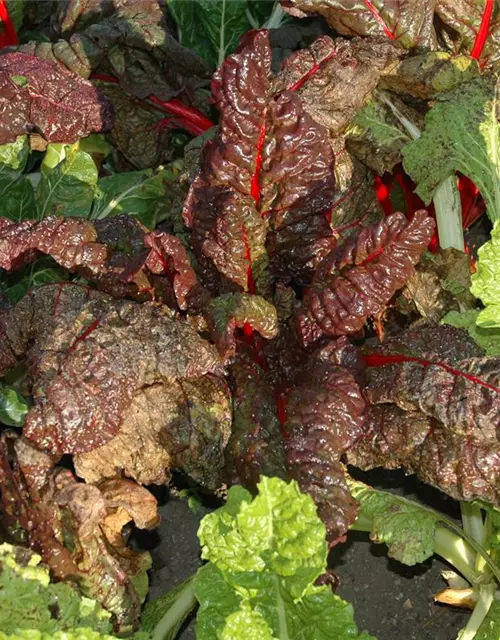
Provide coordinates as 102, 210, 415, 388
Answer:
0, 2, 500, 640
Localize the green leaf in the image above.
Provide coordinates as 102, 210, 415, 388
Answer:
141, 576, 196, 639
0, 383, 29, 427
247, 0, 281, 27
474, 600, 500, 640
2, 259, 71, 304
196, 476, 375, 640
5, 0, 24, 30
169, 0, 258, 69
0, 542, 113, 637
471, 220, 500, 328
1, 177, 36, 221
195, 564, 243, 640
78, 134, 112, 158
442, 309, 500, 355
403, 76, 500, 222
0, 135, 30, 192
91, 167, 178, 228
0, 136, 36, 221
349, 479, 439, 566
346, 98, 414, 175
36, 143, 98, 218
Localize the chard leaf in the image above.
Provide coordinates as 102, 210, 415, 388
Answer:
282, 0, 435, 50
205, 293, 279, 359
471, 219, 500, 328
1, 177, 36, 221
36, 144, 98, 218
346, 98, 414, 174
349, 479, 439, 566
196, 476, 375, 639
0, 383, 29, 426
6, 0, 24, 30
442, 309, 500, 356
91, 167, 178, 228
0, 136, 36, 221
0, 542, 113, 636
474, 600, 500, 640
169, 0, 271, 69
0, 53, 113, 145
403, 76, 500, 221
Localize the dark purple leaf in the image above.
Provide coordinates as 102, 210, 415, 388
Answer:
0, 52, 113, 144
284, 352, 367, 542
3, 284, 222, 454
298, 210, 435, 346
282, 0, 437, 50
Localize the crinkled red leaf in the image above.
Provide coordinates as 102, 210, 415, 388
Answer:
183, 30, 336, 288
348, 404, 500, 505
435, 1, 499, 66
359, 322, 500, 504
0, 52, 113, 144
187, 187, 268, 294
298, 210, 435, 346
0, 215, 202, 309
3, 284, 222, 454
0, 432, 158, 632
284, 353, 367, 542
282, 0, 437, 50
224, 347, 287, 488
274, 35, 401, 136
204, 292, 279, 359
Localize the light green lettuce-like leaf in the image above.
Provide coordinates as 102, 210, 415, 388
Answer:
36, 143, 99, 218
0, 135, 29, 173
0, 383, 29, 426
195, 477, 375, 640
349, 479, 439, 566
220, 603, 275, 640
91, 167, 178, 229
169, 0, 274, 69
471, 220, 500, 328
0, 543, 113, 637
78, 134, 113, 158
403, 76, 500, 221
442, 309, 500, 355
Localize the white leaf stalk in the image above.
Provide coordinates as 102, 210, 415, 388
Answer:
376, 90, 465, 252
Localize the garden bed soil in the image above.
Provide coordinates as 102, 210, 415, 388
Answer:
144, 470, 470, 640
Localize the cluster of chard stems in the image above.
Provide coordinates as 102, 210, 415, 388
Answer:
355, 7, 499, 637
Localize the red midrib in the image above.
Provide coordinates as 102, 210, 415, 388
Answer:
289, 49, 337, 92
471, 0, 494, 60
242, 224, 256, 294
68, 318, 101, 353
363, 0, 395, 40
358, 245, 385, 267
250, 116, 267, 207
365, 353, 500, 394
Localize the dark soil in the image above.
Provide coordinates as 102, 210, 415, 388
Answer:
142, 470, 470, 640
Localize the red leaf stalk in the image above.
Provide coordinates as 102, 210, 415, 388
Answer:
0, 0, 18, 47
470, 0, 494, 60
91, 73, 214, 136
